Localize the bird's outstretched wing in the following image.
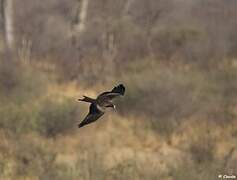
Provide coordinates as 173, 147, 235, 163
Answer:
78, 103, 104, 128
97, 84, 125, 101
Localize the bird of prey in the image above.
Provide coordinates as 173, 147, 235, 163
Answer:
78, 84, 125, 128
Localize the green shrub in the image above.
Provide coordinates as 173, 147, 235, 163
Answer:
36, 98, 78, 137
0, 58, 47, 104
0, 102, 39, 134
119, 64, 198, 135
0, 59, 78, 137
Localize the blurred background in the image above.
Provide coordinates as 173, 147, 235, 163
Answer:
0, 0, 237, 179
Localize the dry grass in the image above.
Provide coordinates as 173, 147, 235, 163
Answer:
0, 57, 236, 179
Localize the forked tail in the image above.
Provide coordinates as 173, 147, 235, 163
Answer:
78, 96, 95, 103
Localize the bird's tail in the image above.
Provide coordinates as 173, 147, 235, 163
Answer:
78, 96, 95, 103
78, 123, 84, 128
78, 121, 88, 128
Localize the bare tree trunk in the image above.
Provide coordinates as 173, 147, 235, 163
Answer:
0, 0, 4, 50
2, 0, 14, 50
70, 0, 89, 46
101, 31, 117, 83
123, 0, 135, 16
78, 0, 89, 33
72, 0, 89, 35
0, 0, 4, 26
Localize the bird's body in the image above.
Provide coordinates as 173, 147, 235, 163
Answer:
78, 84, 125, 128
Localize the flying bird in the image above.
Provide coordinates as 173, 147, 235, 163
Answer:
78, 84, 125, 128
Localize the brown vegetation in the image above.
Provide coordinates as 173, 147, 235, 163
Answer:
0, 0, 237, 179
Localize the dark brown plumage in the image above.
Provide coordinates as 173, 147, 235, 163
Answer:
78, 84, 125, 128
